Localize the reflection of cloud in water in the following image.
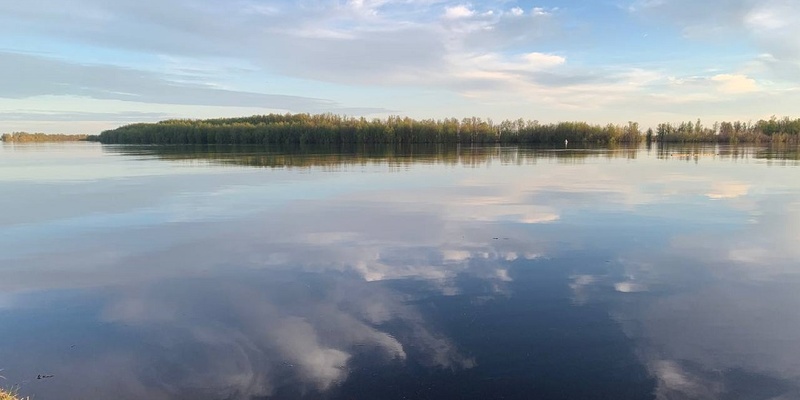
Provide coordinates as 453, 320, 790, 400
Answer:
648, 356, 800, 399
705, 182, 749, 200
650, 360, 724, 399
614, 281, 648, 293
446, 196, 560, 224
590, 200, 800, 399
589, 279, 800, 399
442, 249, 471, 262
6, 145, 800, 399
355, 246, 535, 282
569, 275, 596, 305
97, 274, 473, 399
671, 198, 800, 278
0, 198, 545, 296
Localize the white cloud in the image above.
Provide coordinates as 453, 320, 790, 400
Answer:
711, 73, 759, 94
523, 52, 566, 69
444, 4, 475, 19
532, 7, 551, 16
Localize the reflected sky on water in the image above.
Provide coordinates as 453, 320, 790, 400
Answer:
1, 142, 799, 399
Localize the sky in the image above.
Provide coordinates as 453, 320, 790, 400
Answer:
0, 0, 799, 134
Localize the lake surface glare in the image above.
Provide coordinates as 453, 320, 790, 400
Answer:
1, 142, 799, 400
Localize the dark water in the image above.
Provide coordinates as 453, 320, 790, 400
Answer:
1, 142, 799, 400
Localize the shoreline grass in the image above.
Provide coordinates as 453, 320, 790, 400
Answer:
0, 387, 27, 400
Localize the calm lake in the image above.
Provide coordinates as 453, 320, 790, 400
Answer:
1, 142, 799, 400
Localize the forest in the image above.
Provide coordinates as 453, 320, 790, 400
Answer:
91, 114, 639, 145
91, 114, 800, 145
649, 117, 800, 143
1, 132, 90, 142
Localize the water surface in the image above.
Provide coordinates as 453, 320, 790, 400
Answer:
1, 142, 799, 399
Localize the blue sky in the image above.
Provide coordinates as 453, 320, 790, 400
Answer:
0, 0, 798, 133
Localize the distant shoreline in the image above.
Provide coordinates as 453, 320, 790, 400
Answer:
1, 132, 91, 143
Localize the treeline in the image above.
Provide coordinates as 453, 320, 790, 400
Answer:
94, 114, 643, 145
649, 117, 800, 143
1, 132, 90, 142
93, 114, 800, 145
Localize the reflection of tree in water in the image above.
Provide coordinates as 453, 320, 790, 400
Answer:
107, 144, 644, 169
755, 143, 800, 166
109, 143, 800, 170
656, 142, 800, 165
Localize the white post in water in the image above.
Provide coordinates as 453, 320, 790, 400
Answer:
565, 139, 568, 147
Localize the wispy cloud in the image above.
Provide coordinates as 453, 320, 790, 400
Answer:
628, 0, 800, 84
0, 111, 170, 122
0, 0, 798, 131
0, 51, 392, 113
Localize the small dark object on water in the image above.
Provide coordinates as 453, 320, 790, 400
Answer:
37, 374, 54, 380
492, 237, 499, 240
